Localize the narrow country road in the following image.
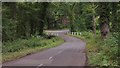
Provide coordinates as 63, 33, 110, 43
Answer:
2, 30, 87, 68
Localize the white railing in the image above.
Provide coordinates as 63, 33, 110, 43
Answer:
46, 32, 59, 36
68, 32, 82, 35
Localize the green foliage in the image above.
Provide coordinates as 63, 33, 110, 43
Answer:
2, 36, 64, 62
88, 36, 118, 66
70, 32, 118, 66
2, 2, 50, 42
2, 2, 120, 65
3, 36, 59, 53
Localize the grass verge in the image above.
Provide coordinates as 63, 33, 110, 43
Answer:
68, 31, 118, 66
2, 36, 64, 63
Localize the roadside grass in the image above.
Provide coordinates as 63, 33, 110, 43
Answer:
69, 31, 118, 66
2, 35, 64, 63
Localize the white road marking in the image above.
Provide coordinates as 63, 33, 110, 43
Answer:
49, 56, 53, 60
36, 64, 43, 68
38, 64, 43, 66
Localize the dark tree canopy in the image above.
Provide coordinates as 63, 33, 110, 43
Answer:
2, 2, 119, 41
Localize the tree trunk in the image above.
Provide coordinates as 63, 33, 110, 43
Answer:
39, 2, 49, 35
93, 15, 96, 36
30, 20, 34, 35
100, 21, 109, 39
99, 3, 110, 39
70, 9, 75, 32
92, 3, 96, 36
111, 2, 118, 32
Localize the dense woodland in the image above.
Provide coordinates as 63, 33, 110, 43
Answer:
2, 2, 120, 66
2, 2, 119, 42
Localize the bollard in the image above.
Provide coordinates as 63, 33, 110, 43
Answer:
72, 32, 74, 35
79, 32, 82, 35
51, 33, 53, 35
77, 32, 79, 35
73, 32, 75, 35
74, 32, 76, 35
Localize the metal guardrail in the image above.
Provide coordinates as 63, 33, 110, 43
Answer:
44, 30, 70, 36
45, 32, 82, 36
70, 32, 82, 35
46, 32, 59, 36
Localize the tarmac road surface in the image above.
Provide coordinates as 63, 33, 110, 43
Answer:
2, 30, 87, 68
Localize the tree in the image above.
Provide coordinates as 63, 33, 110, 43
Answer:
2, 2, 18, 41
91, 2, 98, 36
97, 3, 110, 39
111, 2, 118, 33
2, 2, 51, 42
38, 2, 49, 35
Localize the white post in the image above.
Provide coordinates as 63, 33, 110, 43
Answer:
80, 32, 82, 35
51, 33, 54, 35
77, 32, 79, 35
72, 32, 74, 35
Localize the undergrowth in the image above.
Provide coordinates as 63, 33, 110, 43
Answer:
2, 35, 64, 63
70, 31, 118, 66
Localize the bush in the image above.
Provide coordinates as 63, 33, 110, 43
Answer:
2, 35, 64, 63
2, 35, 60, 53
70, 31, 118, 66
